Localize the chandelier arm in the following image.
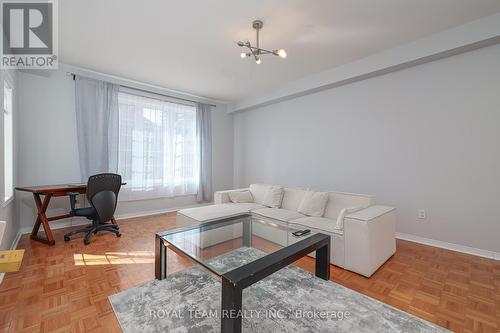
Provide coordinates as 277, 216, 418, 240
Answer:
257, 49, 275, 55
247, 46, 275, 55
247, 45, 259, 61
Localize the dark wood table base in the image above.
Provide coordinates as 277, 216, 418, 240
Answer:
155, 227, 330, 333
17, 185, 88, 245
219, 234, 330, 333
30, 192, 76, 245
16, 183, 124, 246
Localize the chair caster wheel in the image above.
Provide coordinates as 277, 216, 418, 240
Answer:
84, 239, 91, 245
116, 233, 122, 238
64, 236, 70, 242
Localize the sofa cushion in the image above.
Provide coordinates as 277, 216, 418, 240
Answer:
290, 217, 343, 235
281, 187, 307, 211
297, 191, 329, 217
178, 203, 265, 222
234, 203, 267, 212
323, 192, 374, 220
249, 184, 272, 205
262, 186, 284, 208
252, 208, 305, 222
335, 206, 364, 229
228, 190, 254, 203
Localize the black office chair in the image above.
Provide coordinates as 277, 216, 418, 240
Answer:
64, 173, 122, 245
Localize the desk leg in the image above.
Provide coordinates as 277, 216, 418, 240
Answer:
30, 193, 55, 245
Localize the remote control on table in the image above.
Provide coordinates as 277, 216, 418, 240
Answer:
292, 229, 311, 237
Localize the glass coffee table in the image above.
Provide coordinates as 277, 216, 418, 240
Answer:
155, 214, 330, 333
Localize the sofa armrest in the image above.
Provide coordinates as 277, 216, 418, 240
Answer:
213, 188, 249, 204
344, 205, 395, 222
343, 205, 396, 277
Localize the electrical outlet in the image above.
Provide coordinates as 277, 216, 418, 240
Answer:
418, 209, 426, 220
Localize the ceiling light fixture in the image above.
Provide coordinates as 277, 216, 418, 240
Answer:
237, 20, 287, 65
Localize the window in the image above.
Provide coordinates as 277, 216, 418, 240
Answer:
117, 90, 198, 200
3, 78, 13, 203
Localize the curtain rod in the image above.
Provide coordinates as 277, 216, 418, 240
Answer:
66, 72, 217, 107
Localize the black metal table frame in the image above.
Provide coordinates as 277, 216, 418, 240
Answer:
155, 216, 331, 333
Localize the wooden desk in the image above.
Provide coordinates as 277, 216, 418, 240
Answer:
16, 184, 89, 245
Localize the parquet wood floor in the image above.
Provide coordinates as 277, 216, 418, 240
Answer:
0, 212, 499, 332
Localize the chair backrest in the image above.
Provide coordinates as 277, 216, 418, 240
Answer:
86, 173, 122, 223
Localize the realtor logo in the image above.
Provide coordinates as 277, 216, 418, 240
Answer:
1, 0, 58, 69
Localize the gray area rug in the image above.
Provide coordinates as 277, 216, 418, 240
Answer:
109, 247, 448, 332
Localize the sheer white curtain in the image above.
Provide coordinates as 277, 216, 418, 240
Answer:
196, 103, 212, 202
117, 90, 199, 201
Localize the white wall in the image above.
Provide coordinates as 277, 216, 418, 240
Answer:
0, 69, 19, 249
234, 43, 500, 253
16, 66, 233, 230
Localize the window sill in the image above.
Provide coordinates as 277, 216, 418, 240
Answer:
2, 196, 14, 208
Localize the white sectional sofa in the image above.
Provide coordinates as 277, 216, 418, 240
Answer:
177, 184, 396, 277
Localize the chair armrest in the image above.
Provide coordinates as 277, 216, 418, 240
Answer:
66, 192, 80, 211
213, 188, 249, 204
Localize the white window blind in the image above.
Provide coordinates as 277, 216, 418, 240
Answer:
117, 90, 199, 201
3, 79, 13, 203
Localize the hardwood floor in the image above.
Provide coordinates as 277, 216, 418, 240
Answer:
0, 212, 499, 332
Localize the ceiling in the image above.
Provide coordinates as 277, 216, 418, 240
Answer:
59, 0, 500, 102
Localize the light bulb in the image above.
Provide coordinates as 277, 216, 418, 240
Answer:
255, 58, 261, 64
240, 52, 247, 59
277, 49, 287, 58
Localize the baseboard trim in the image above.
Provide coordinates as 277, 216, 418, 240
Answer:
114, 202, 210, 221
17, 202, 211, 235
18, 219, 90, 235
10, 231, 22, 250
396, 232, 500, 261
